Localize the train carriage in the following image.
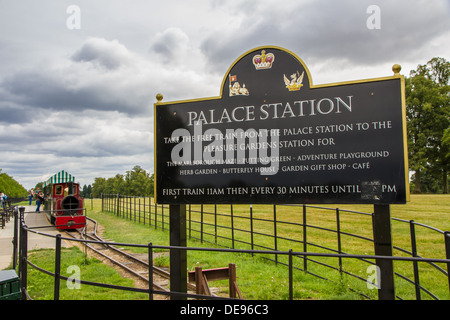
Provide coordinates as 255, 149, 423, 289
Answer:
43, 171, 85, 230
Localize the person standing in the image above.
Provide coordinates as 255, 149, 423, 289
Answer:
29, 189, 34, 205
35, 191, 44, 212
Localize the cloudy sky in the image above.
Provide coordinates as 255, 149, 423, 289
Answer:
0, 0, 449, 191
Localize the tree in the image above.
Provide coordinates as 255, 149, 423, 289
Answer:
92, 166, 155, 197
92, 177, 106, 198
0, 171, 28, 197
125, 165, 153, 196
406, 57, 450, 193
81, 184, 93, 198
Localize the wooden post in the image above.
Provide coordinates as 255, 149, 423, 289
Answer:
195, 266, 203, 295
188, 263, 242, 299
229, 263, 237, 298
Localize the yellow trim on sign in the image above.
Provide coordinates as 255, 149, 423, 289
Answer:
398, 74, 411, 202
153, 94, 163, 203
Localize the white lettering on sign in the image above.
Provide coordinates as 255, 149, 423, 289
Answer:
186, 96, 353, 126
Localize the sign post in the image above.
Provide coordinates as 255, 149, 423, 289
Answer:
169, 204, 187, 300
373, 204, 395, 299
154, 46, 409, 299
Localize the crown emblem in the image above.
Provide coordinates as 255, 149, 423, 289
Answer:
283, 71, 304, 91
253, 50, 275, 70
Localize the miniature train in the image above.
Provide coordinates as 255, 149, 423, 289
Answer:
43, 171, 85, 230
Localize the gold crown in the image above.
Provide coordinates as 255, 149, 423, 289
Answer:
253, 50, 275, 70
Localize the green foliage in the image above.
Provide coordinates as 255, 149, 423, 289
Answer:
92, 165, 154, 197
80, 184, 92, 198
406, 57, 450, 193
0, 171, 28, 197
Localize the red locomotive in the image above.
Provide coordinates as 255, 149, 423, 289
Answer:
43, 171, 85, 230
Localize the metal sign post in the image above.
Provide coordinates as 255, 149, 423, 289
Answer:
169, 204, 187, 300
373, 204, 395, 299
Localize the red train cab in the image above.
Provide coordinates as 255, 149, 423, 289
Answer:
43, 171, 85, 230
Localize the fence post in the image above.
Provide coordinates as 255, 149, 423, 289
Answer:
201, 204, 204, 243
444, 231, 450, 296
13, 207, 19, 270
231, 204, 235, 249
54, 234, 62, 300
214, 204, 218, 245
161, 205, 164, 231
302, 204, 307, 272
144, 197, 147, 226
188, 204, 191, 239
250, 204, 254, 255
289, 249, 293, 300
273, 205, 278, 265
372, 204, 395, 300
154, 202, 158, 229
127, 196, 130, 220
336, 208, 342, 273
116, 194, 120, 217
169, 204, 187, 300
148, 242, 153, 300
19, 207, 28, 300
410, 220, 421, 300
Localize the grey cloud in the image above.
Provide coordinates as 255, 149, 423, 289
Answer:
0, 100, 34, 124
1, 40, 154, 117
71, 38, 133, 70
0, 35, 218, 119
200, 1, 450, 73
149, 28, 190, 64
0, 107, 153, 189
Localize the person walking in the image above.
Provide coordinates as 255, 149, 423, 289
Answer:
35, 191, 44, 212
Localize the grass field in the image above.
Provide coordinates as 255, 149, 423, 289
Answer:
23, 194, 450, 300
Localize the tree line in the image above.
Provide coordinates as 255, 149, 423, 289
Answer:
91, 165, 154, 198
0, 170, 28, 197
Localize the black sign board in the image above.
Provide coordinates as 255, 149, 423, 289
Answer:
155, 46, 409, 205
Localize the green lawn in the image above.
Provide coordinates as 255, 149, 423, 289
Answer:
26, 247, 148, 300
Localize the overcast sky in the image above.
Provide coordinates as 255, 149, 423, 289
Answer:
0, 0, 449, 191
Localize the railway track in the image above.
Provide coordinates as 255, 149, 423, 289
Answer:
63, 216, 196, 299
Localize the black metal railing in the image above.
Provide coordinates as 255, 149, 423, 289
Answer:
12, 198, 450, 300
101, 194, 450, 300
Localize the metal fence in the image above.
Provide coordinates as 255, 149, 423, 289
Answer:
102, 194, 450, 300
12, 197, 450, 300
